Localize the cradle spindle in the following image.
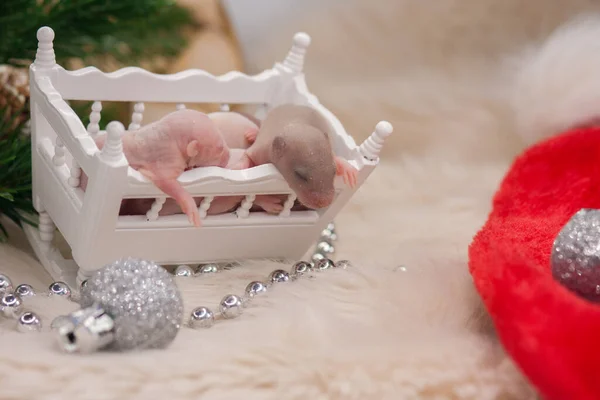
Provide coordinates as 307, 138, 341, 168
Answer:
38, 212, 55, 250
282, 32, 311, 75
128, 102, 145, 130
146, 197, 167, 221
236, 195, 255, 218
279, 193, 297, 217
87, 101, 102, 136
198, 197, 214, 219
101, 121, 125, 162
34, 27, 55, 69
68, 159, 81, 187
52, 137, 65, 166
359, 121, 393, 161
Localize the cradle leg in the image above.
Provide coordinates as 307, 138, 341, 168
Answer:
76, 268, 92, 287
38, 211, 55, 251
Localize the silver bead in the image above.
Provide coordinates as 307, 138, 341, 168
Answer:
48, 281, 71, 299
320, 229, 337, 242
316, 241, 334, 255
219, 294, 243, 319
245, 281, 268, 297
174, 265, 194, 277
0, 274, 12, 294
291, 261, 312, 278
335, 260, 352, 269
320, 228, 333, 240
15, 284, 36, 297
80, 279, 88, 291
315, 258, 335, 271
327, 222, 336, 232
189, 306, 214, 329
17, 311, 42, 333
196, 263, 219, 275
1, 293, 23, 318
269, 269, 290, 283
311, 253, 325, 264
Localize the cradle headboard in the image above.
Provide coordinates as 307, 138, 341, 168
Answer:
32, 26, 311, 106
52, 66, 284, 104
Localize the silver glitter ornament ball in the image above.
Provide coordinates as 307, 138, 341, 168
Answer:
78, 258, 184, 351
551, 209, 600, 302
0, 274, 12, 294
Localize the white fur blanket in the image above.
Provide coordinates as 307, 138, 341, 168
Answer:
3, 1, 600, 398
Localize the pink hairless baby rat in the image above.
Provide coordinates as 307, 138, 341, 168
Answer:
79, 109, 230, 227
207, 110, 300, 214
126, 110, 281, 219
208, 111, 260, 150
244, 104, 358, 210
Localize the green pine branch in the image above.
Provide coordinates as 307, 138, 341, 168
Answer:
0, 107, 35, 241
0, 0, 198, 67
0, 0, 198, 241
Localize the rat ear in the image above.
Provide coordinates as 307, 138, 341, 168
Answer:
271, 136, 287, 161
186, 140, 199, 158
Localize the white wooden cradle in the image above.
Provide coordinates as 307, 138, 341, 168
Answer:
24, 26, 393, 287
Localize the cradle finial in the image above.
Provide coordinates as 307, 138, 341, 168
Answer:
102, 121, 125, 162
34, 26, 56, 69
359, 121, 393, 161
282, 32, 311, 74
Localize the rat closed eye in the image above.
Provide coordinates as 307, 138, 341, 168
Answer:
294, 169, 309, 182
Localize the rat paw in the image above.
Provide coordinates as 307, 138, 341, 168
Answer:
255, 195, 284, 214
335, 156, 358, 188
244, 128, 258, 145
180, 199, 202, 227
183, 207, 202, 227
344, 167, 358, 188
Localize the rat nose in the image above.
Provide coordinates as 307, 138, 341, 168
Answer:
304, 191, 335, 209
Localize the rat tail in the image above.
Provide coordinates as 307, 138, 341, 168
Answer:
511, 14, 600, 145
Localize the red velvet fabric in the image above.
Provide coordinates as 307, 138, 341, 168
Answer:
469, 126, 600, 400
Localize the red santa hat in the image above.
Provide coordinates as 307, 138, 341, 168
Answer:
469, 14, 600, 399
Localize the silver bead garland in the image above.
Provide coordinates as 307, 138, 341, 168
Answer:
178, 221, 351, 329
0, 221, 354, 345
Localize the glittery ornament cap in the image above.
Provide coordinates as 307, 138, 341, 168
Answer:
79, 258, 184, 351
551, 208, 600, 301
